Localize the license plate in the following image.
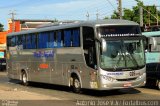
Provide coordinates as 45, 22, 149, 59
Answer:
124, 82, 132, 87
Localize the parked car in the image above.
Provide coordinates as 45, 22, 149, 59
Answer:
0, 58, 6, 71
146, 63, 160, 90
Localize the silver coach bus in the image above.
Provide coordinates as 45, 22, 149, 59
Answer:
7, 20, 146, 93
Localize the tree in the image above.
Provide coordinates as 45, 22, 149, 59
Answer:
104, 16, 109, 19
109, 0, 160, 25
111, 11, 119, 19
0, 23, 4, 32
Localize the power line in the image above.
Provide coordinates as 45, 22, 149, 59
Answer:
106, 0, 117, 10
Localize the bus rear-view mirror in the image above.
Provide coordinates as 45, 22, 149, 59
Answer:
150, 37, 157, 50
102, 38, 107, 52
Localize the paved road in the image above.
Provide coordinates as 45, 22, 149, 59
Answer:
0, 72, 160, 106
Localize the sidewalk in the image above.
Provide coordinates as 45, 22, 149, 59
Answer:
0, 85, 61, 100
0, 72, 61, 100
0, 71, 7, 76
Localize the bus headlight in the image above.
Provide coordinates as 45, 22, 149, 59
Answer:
137, 73, 144, 80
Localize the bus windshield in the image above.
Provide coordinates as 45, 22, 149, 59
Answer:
98, 26, 144, 71
100, 39, 145, 71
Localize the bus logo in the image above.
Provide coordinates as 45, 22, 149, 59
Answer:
34, 50, 54, 58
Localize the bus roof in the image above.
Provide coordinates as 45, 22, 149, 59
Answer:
142, 31, 160, 37
7, 19, 139, 36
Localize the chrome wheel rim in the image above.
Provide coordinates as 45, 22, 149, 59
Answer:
74, 79, 80, 88
22, 74, 27, 83
158, 81, 160, 89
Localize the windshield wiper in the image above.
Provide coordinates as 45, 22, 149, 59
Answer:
127, 53, 139, 68
114, 52, 127, 71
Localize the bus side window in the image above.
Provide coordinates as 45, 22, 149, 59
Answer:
10, 36, 16, 47
57, 31, 62, 48
64, 30, 72, 47
7, 37, 12, 50
48, 31, 54, 48
64, 28, 80, 47
22, 35, 26, 49
38, 32, 49, 48
17, 35, 22, 46
72, 29, 80, 47
17, 35, 25, 49
26, 34, 32, 49
38, 33, 42, 48
32, 33, 37, 49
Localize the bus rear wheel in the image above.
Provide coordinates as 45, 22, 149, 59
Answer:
22, 72, 28, 86
72, 76, 81, 93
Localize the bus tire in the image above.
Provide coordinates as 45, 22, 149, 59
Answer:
22, 71, 28, 86
157, 80, 160, 90
72, 76, 81, 93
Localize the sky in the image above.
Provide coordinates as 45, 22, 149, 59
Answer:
0, 0, 159, 30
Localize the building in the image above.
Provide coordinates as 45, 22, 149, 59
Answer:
7, 19, 55, 32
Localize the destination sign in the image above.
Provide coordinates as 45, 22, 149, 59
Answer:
101, 33, 140, 37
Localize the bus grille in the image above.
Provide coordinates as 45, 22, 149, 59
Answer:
116, 77, 137, 81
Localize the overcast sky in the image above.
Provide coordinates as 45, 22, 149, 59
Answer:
0, 0, 159, 30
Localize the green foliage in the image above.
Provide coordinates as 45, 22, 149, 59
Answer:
104, 16, 109, 19
109, 0, 160, 25
0, 23, 4, 32
111, 11, 120, 19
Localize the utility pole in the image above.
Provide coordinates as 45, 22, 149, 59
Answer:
9, 10, 16, 32
147, 7, 151, 26
139, 6, 143, 27
96, 9, 99, 20
156, 7, 159, 26
118, 0, 122, 19
156, 0, 159, 26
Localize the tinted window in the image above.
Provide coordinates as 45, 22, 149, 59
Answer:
64, 30, 72, 47
7, 28, 80, 49
64, 28, 80, 47
26, 34, 32, 49
47, 32, 53, 48
57, 31, 62, 48
73, 29, 80, 47
7, 36, 12, 48
17, 35, 26, 49
32, 34, 37, 49
10, 36, 16, 47
25, 33, 37, 49
38, 32, 49, 48
22, 35, 26, 49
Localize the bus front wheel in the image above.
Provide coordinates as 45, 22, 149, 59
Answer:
72, 76, 81, 93
22, 72, 28, 86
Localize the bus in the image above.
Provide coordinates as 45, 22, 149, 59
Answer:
142, 31, 160, 89
7, 20, 146, 93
